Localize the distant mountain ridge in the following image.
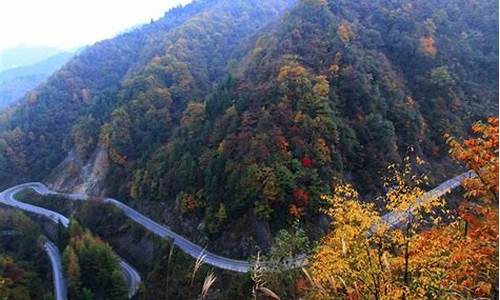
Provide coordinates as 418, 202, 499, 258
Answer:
0, 51, 76, 108
0, 46, 63, 72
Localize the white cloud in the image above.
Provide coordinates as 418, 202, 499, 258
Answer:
0, 0, 192, 50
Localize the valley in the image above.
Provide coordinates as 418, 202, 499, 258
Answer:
0, 0, 497, 299
0, 170, 478, 299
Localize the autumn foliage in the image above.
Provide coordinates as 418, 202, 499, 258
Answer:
310, 160, 446, 299
447, 117, 499, 201
302, 156, 313, 167
421, 117, 500, 297
419, 36, 437, 58
308, 118, 499, 299
290, 188, 310, 217
63, 220, 128, 299
337, 21, 354, 43
411, 206, 498, 298
183, 194, 197, 212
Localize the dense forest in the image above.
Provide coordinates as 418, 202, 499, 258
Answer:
0, 0, 497, 299
0, 0, 497, 262
0, 210, 54, 299
5, 118, 499, 299
62, 220, 128, 300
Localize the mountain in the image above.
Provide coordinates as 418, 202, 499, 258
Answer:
0, 0, 497, 253
0, 51, 76, 108
0, 46, 62, 72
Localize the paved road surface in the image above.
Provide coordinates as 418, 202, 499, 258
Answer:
381, 171, 475, 228
119, 259, 142, 298
44, 241, 67, 300
0, 184, 142, 298
15, 183, 254, 272
2, 171, 474, 273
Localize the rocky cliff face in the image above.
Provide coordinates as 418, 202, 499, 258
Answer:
49, 145, 110, 196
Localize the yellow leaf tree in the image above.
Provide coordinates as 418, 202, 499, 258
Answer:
309, 158, 447, 299
309, 118, 499, 299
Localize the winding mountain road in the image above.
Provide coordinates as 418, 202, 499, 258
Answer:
16, 183, 255, 272
1, 171, 474, 275
381, 171, 476, 228
119, 259, 142, 298
0, 184, 142, 299
44, 241, 67, 300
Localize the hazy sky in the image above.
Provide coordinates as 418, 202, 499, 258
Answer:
0, 0, 192, 51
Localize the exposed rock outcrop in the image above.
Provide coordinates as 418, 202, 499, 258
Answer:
49, 145, 109, 196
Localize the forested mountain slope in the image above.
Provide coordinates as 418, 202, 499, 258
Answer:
0, 0, 295, 185
123, 0, 498, 250
0, 0, 497, 252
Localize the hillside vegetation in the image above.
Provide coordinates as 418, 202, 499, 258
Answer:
0, 0, 497, 251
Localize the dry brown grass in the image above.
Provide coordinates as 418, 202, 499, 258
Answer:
251, 253, 281, 300
200, 272, 217, 300
191, 249, 207, 287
